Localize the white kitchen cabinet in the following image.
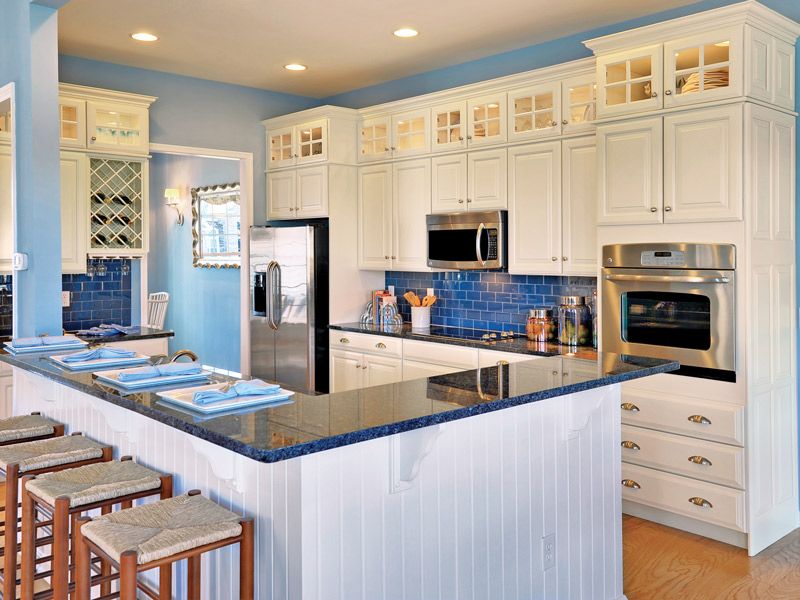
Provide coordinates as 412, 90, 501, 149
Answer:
60, 152, 88, 274
402, 339, 479, 374
664, 104, 742, 222
467, 93, 507, 146
391, 109, 430, 157
329, 332, 404, 392
269, 120, 328, 167
359, 116, 392, 162
561, 74, 597, 135
268, 166, 328, 220
392, 159, 431, 271
596, 45, 663, 118
363, 354, 404, 387
663, 29, 743, 108
402, 360, 461, 381
477, 349, 534, 368
357, 164, 392, 270
745, 28, 795, 110
431, 101, 467, 152
86, 100, 150, 155
508, 141, 561, 275
507, 82, 561, 141
561, 136, 597, 275
330, 349, 364, 392
431, 149, 506, 213
597, 117, 663, 225
58, 98, 86, 148
0, 145, 11, 272
0, 363, 11, 419
268, 125, 296, 168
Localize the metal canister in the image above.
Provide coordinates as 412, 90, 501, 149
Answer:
557, 295, 592, 347
526, 308, 555, 342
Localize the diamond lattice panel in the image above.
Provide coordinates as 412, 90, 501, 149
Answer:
89, 158, 144, 253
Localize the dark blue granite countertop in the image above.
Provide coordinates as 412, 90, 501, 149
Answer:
0, 326, 174, 345
0, 348, 677, 463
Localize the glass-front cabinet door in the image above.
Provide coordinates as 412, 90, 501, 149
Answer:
467, 94, 507, 146
431, 101, 467, 152
295, 119, 327, 164
268, 126, 295, 167
664, 29, 742, 108
59, 99, 86, 148
561, 75, 597, 134
86, 101, 149, 154
359, 116, 391, 162
391, 109, 430, 156
597, 45, 663, 118
507, 83, 560, 141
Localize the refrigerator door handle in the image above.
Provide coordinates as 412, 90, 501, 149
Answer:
266, 261, 278, 331
272, 262, 283, 327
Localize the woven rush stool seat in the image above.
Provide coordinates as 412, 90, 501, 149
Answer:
0, 414, 62, 446
21, 458, 171, 600
75, 491, 253, 600
0, 435, 105, 473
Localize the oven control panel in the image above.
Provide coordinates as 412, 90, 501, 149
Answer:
487, 231, 498, 260
640, 250, 686, 267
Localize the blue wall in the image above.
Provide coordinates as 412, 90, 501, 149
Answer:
149, 153, 241, 371
59, 55, 317, 225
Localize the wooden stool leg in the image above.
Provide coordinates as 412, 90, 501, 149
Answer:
187, 554, 201, 600
239, 518, 254, 600
99, 504, 111, 597
20, 476, 35, 600
52, 497, 71, 600
119, 551, 138, 600
73, 517, 91, 600
3, 464, 19, 600
158, 475, 173, 600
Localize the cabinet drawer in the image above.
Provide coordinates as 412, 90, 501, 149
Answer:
329, 331, 402, 358
403, 339, 479, 369
620, 388, 744, 447
622, 463, 745, 532
621, 424, 744, 489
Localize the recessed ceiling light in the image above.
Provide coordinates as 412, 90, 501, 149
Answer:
393, 28, 419, 38
284, 63, 307, 71
130, 32, 158, 42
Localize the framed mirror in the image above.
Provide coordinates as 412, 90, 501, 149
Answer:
191, 182, 241, 268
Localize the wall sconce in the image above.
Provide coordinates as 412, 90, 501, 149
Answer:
164, 188, 184, 225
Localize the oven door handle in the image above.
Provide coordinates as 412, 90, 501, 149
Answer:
475, 223, 486, 267
604, 274, 730, 284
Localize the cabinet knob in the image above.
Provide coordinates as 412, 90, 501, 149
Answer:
621, 479, 641, 489
551, 121, 558, 127
688, 455, 713, 467
650, 207, 658, 213
688, 497, 713, 509
340, 337, 350, 344
458, 199, 464, 204
391, 255, 396, 259
390, 146, 396, 151
90, 136, 97, 142
293, 154, 298, 158
551, 256, 558, 262
688, 414, 712, 425
562, 119, 568, 125
362, 364, 368, 370
562, 256, 568, 261
651, 92, 658, 98
466, 135, 472, 140
375, 342, 386, 349
621, 402, 640, 412
466, 198, 472, 203
665, 90, 673, 96
496, 360, 509, 366
664, 206, 672, 212
621, 440, 641, 451
384, 255, 390, 260
384, 147, 390, 152
458, 136, 464, 141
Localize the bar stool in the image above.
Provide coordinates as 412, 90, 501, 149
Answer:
74, 490, 254, 600
0, 433, 111, 599
0, 413, 63, 447
20, 457, 173, 600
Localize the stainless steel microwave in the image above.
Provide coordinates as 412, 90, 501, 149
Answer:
426, 210, 507, 270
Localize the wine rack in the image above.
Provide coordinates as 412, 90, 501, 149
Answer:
88, 157, 145, 255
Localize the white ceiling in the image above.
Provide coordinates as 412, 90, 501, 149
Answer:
58, 0, 699, 98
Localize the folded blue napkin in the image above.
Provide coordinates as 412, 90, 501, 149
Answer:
192, 379, 281, 405
77, 327, 119, 337
117, 361, 202, 382
61, 347, 137, 363
11, 335, 82, 348
101, 324, 139, 335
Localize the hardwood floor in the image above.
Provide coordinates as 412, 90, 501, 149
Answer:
623, 515, 800, 599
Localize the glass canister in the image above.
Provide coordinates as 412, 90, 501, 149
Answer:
557, 295, 592, 347
526, 308, 556, 342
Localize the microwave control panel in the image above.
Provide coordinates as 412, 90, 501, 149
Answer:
488, 230, 498, 259
640, 250, 686, 267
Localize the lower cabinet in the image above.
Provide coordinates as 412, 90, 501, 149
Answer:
0, 362, 12, 418
330, 349, 403, 392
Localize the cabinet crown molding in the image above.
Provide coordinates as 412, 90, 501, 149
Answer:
584, 0, 800, 54
58, 82, 157, 107
262, 104, 360, 129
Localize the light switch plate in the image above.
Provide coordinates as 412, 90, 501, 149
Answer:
11, 252, 28, 271
61, 291, 71, 308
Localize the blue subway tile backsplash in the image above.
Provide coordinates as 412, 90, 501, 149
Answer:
386, 271, 596, 334
0, 260, 133, 336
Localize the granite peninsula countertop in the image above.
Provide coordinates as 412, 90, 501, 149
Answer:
330, 322, 598, 359
0, 326, 174, 345
0, 348, 677, 463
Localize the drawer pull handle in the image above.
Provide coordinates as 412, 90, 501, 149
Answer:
687, 414, 711, 425
621, 402, 640, 412
688, 497, 713, 509
340, 338, 350, 344
621, 440, 641, 451
496, 360, 509, 366
688, 455, 712, 467
375, 342, 387, 349
621, 479, 641, 489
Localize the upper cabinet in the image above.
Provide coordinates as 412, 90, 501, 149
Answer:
58, 84, 156, 156
360, 116, 391, 162
268, 119, 328, 167
391, 109, 430, 156
561, 74, 597, 134
431, 101, 467, 152
507, 83, 560, 142
467, 93, 507, 146
596, 45, 663, 118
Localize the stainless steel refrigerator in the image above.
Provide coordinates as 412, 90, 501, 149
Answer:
249, 223, 328, 393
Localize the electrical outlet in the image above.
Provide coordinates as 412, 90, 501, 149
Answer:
61, 291, 71, 308
542, 534, 556, 571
